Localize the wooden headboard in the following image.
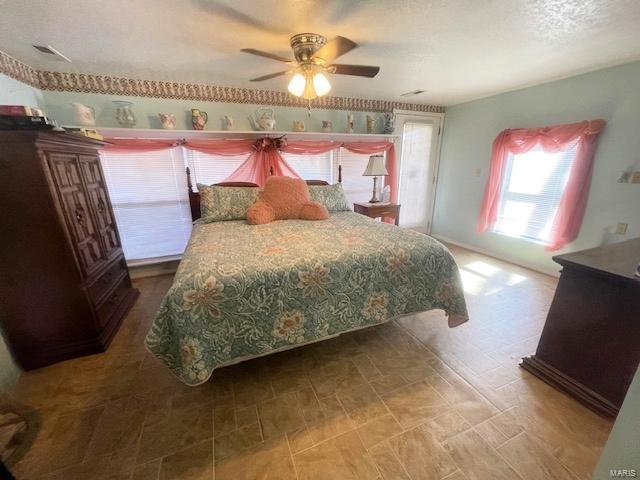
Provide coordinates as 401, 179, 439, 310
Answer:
187, 165, 342, 221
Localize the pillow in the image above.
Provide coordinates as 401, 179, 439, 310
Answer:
198, 184, 259, 221
247, 176, 329, 225
308, 184, 351, 212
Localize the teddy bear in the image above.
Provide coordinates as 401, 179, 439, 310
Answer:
247, 176, 329, 225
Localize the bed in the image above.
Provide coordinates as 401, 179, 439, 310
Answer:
145, 172, 468, 385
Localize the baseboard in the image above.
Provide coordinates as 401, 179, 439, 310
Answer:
521, 355, 618, 417
130, 260, 180, 279
431, 234, 560, 278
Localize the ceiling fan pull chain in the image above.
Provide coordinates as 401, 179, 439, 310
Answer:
307, 100, 312, 117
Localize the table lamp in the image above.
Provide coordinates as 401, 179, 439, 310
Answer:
362, 154, 388, 203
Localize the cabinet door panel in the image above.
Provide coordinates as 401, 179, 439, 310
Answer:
48, 153, 106, 276
79, 155, 122, 260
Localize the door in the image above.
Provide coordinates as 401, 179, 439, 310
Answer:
393, 111, 443, 233
79, 155, 122, 260
47, 153, 106, 276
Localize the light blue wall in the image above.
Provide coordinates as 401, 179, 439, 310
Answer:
593, 367, 640, 479
434, 61, 640, 275
42, 90, 387, 133
0, 74, 44, 390
0, 73, 43, 107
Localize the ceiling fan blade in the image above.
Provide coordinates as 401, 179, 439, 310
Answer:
249, 71, 290, 82
241, 48, 293, 63
330, 64, 380, 78
312, 36, 358, 63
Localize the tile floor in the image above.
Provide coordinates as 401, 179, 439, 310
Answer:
5, 245, 613, 479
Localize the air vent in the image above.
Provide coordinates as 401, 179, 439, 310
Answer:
400, 89, 426, 97
32, 45, 72, 63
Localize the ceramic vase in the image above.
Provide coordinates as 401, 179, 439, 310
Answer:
191, 109, 208, 130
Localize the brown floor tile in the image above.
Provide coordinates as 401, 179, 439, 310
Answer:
214, 422, 263, 462
337, 382, 389, 425
369, 442, 410, 480
426, 410, 471, 442
443, 430, 520, 480
356, 414, 403, 450
13, 406, 104, 478
37, 448, 137, 480
213, 401, 237, 437
371, 374, 410, 395
270, 368, 312, 394
497, 432, 576, 480
159, 439, 213, 480
473, 418, 509, 449
381, 380, 449, 428
294, 430, 378, 480
258, 390, 306, 440
137, 402, 212, 464
131, 460, 161, 480
85, 395, 147, 459
389, 423, 457, 480
236, 405, 259, 428
216, 437, 296, 479
309, 359, 367, 398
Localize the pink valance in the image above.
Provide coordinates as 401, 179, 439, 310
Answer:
183, 139, 254, 156
477, 119, 606, 250
101, 136, 398, 208
101, 139, 177, 153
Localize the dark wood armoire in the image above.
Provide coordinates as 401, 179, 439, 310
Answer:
0, 131, 139, 370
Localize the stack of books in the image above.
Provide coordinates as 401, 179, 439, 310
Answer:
64, 127, 104, 140
0, 104, 56, 130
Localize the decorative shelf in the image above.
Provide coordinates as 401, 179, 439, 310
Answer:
65, 126, 399, 143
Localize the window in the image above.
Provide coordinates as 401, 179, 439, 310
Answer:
184, 148, 246, 190
281, 151, 334, 183
493, 142, 578, 243
338, 148, 378, 205
100, 148, 192, 262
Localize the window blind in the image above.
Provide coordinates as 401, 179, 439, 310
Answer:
281, 151, 334, 182
338, 148, 380, 205
100, 148, 192, 262
494, 143, 578, 243
184, 148, 247, 191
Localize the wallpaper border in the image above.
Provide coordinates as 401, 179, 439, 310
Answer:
1, 50, 444, 114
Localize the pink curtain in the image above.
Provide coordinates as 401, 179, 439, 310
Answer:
101, 139, 177, 153
103, 138, 398, 204
222, 138, 301, 186
184, 139, 254, 156
477, 119, 606, 250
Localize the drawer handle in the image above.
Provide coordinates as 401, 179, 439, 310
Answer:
97, 198, 106, 213
101, 272, 114, 284
108, 292, 119, 304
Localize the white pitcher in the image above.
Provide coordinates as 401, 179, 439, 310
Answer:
71, 103, 95, 126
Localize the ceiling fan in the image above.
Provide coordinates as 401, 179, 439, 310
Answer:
241, 33, 380, 101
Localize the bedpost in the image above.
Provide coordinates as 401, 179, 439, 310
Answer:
186, 166, 201, 220
338, 164, 342, 183
186, 166, 193, 193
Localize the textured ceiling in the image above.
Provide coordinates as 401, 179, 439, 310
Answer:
1, 0, 639, 105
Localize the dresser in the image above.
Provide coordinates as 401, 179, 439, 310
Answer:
521, 238, 640, 417
0, 131, 139, 370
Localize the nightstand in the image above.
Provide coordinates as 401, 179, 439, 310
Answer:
353, 202, 401, 226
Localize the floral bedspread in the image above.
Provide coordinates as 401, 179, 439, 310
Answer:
145, 212, 468, 385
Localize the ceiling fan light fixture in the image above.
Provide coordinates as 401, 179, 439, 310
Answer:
288, 73, 306, 97
312, 71, 331, 97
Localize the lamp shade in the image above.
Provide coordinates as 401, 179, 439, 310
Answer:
362, 155, 388, 176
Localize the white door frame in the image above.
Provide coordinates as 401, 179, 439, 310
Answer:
393, 109, 444, 234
